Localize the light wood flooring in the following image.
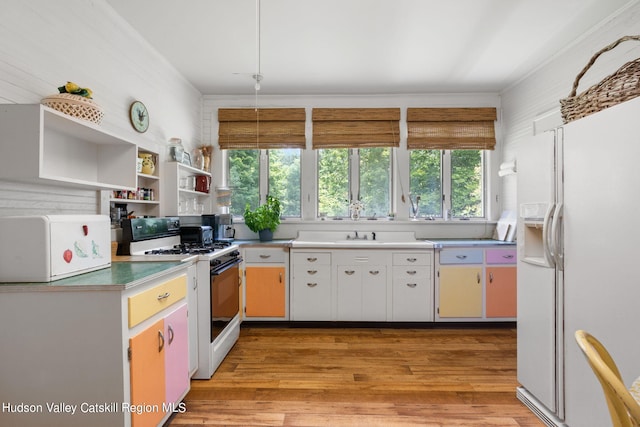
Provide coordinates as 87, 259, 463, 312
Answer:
168, 325, 543, 426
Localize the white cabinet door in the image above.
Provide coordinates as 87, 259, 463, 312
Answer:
337, 265, 386, 321
336, 265, 362, 320
363, 266, 386, 321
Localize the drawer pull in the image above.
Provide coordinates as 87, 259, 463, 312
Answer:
259, 254, 271, 259
489, 272, 494, 283
456, 255, 467, 260
369, 270, 379, 275
157, 292, 171, 301
406, 270, 417, 275
168, 325, 175, 345
407, 257, 417, 262
307, 282, 318, 288
307, 270, 318, 275
158, 330, 165, 352
406, 283, 417, 288
344, 270, 355, 275
355, 257, 369, 262
477, 273, 481, 284
503, 254, 514, 259
307, 257, 318, 262
279, 272, 283, 283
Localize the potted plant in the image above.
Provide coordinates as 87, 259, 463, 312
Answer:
243, 195, 282, 241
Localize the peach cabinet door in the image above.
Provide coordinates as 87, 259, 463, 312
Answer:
129, 318, 166, 427
245, 266, 286, 317
439, 266, 482, 317
485, 267, 517, 317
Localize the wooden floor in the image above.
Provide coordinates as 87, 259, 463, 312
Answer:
168, 325, 544, 426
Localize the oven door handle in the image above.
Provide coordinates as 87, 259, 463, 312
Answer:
211, 258, 243, 276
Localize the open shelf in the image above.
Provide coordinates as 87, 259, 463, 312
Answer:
0, 104, 137, 190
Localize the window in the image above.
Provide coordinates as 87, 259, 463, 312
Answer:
409, 149, 484, 219
317, 148, 349, 217
317, 148, 391, 218
359, 147, 391, 218
228, 149, 301, 218
313, 108, 399, 218
268, 149, 301, 217
409, 149, 442, 217
228, 149, 259, 215
219, 108, 305, 218
406, 107, 494, 219
450, 149, 484, 217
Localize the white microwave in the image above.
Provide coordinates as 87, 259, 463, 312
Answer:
0, 215, 111, 282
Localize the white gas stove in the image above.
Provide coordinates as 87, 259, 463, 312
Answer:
118, 217, 242, 379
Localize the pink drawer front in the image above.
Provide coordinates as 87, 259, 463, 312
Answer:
486, 248, 517, 264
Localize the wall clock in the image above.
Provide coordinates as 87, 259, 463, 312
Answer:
129, 101, 149, 133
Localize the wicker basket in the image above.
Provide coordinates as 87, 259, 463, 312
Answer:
41, 93, 104, 124
560, 35, 640, 124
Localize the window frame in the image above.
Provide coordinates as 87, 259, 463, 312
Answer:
316, 147, 393, 219
226, 148, 302, 219
409, 149, 486, 220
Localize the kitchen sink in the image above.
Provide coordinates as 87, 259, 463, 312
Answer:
291, 231, 435, 249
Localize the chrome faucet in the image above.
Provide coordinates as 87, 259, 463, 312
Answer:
346, 231, 368, 240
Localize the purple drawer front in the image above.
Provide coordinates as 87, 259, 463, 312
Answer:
486, 248, 517, 264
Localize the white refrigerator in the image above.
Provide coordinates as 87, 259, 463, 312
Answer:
516, 96, 640, 427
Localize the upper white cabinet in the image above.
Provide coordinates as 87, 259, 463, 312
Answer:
0, 104, 137, 190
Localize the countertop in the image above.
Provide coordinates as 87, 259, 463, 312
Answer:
427, 238, 516, 248
0, 261, 189, 292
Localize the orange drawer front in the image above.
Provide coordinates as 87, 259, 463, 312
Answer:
128, 275, 187, 328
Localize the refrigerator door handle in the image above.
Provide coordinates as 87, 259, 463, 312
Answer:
551, 202, 564, 271
543, 204, 557, 268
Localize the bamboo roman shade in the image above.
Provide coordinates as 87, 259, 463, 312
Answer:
406, 107, 497, 150
312, 108, 400, 149
218, 108, 306, 149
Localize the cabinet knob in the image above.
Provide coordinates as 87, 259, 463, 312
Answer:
307, 282, 318, 288
406, 283, 417, 288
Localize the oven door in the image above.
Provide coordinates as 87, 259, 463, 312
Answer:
210, 261, 240, 342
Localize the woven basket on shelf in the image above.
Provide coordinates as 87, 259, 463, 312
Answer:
560, 35, 640, 124
41, 93, 104, 124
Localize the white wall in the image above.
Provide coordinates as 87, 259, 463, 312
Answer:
500, 0, 640, 212
0, 0, 202, 216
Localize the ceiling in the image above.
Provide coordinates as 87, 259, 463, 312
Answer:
106, 0, 632, 96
